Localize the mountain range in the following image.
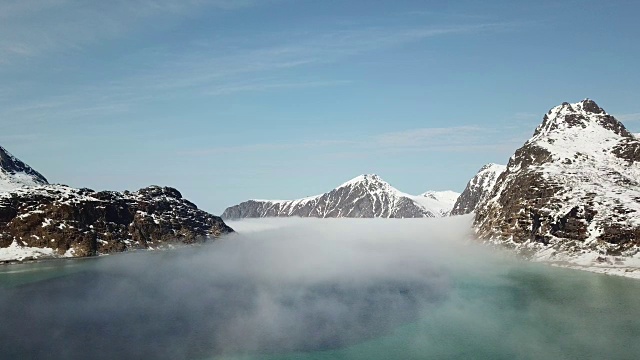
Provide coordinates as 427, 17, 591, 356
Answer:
223, 98, 640, 278
3, 98, 640, 278
222, 174, 459, 219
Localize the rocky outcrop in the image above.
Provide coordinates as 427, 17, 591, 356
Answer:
450, 163, 505, 216
0, 147, 233, 262
473, 99, 640, 268
222, 174, 450, 219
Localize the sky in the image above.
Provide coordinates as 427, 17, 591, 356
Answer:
1, 0, 640, 214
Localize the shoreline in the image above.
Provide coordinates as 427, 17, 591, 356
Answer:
544, 261, 640, 280
480, 234, 640, 280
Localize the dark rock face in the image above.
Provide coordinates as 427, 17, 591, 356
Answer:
0, 146, 233, 262
473, 99, 640, 261
450, 163, 505, 216
223, 174, 436, 219
0, 185, 233, 260
0, 185, 233, 261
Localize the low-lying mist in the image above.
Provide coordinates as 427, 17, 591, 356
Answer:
2, 216, 640, 360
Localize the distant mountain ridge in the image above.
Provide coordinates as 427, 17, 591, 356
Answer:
222, 174, 459, 219
416, 190, 461, 216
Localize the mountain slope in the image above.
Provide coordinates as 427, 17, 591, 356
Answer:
0, 147, 233, 262
222, 174, 452, 219
414, 190, 460, 216
473, 99, 640, 276
0, 146, 48, 190
450, 163, 506, 216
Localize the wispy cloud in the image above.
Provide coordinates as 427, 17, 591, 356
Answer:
180, 125, 514, 156
615, 113, 640, 122
404, 9, 492, 20
0, 18, 518, 126
0, 0, 263, 63
376, 126, 484, 147
513, 112, 540, 121
122, 22, 511, 93
203, 79, 352, 96
0, 133, 45, 143
0, 92, 148, 124
0, 0, 69, 19
181, 140, 356, 156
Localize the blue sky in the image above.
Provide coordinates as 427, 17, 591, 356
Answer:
1, 0, 640, 214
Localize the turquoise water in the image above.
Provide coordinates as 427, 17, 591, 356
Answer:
0, 257, 95, 288
207, 266, 640, 360
2, 254, 639, 360
2, 217, 640, 360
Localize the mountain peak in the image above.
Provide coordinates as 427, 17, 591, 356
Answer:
532, 99, 630, 140
339, 174, 387, 188
579, 98, 605, 114
556, 99, 603, 114
0, 146, 48, 189
474, 100, 640, 273
557, 99, 602, 113
222, 174, 457, 219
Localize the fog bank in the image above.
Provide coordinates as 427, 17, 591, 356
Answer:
1, 215, 639, 360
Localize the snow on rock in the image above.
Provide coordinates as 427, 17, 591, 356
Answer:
222, 174, 458, 219
0, 146, 48, 192
413, 190, 460, 216
474, 99, 640, 278
0, 146, 233, 263
450, 163, 506, 216
0, 240, 56, 262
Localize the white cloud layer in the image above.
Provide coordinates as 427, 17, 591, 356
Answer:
2, 217, 639, 359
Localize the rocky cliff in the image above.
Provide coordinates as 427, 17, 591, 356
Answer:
223, 174, 456, 219
0, 147, 232, 262
473, 99, 640, 274
450, 163, 506, 216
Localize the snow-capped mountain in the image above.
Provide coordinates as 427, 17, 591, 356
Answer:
222, 174, 458, 219
0, 146, 48, 190
0, 146, 232, 262
415, 190, 461, 216
474, 99, 640, 277
450, 163, 506, 216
